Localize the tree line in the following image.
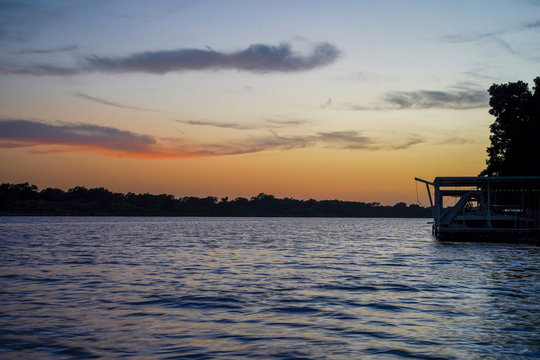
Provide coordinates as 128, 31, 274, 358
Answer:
0, 183, 431, 217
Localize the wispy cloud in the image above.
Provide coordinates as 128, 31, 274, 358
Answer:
175, 119, 261, 130
16, 45, 78, 54
320, 98, 332, 109
439, 19, 540, 56
524, 20, 540, 29
442, 19, 540, 42
227, 131, 313, 154
1, 42, 340, 76
176, 118, 308, 131
440, 31, 500, 43
261, 129, 417, 152
316, 130, 375, 149
0, 64, 81, 76
265, 119, 308, 126
391, 135, 426, 149
440, 31, 515, 54
74, 92, 159, 112
220, 130, 424, 154
382, 89, 488, 110
436, 136, 475, 145
348, 88, 488, 110
0, 119, 424, 159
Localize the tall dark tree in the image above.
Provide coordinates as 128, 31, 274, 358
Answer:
480, 77, 540, 176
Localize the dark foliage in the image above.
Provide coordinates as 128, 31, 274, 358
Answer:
480, 77, 540, 176
0, 183, 431, 217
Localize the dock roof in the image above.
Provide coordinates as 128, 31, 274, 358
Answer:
433, 176, 540, 187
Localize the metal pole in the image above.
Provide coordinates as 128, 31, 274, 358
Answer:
414, 177, 436, 219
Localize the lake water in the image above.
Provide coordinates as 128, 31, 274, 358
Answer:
0, 217, 538, 359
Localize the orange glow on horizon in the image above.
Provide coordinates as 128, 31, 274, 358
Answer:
13, 142, 213, 160
1, 138, 488, 205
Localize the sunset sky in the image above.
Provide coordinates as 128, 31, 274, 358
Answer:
1, 0, 539, 204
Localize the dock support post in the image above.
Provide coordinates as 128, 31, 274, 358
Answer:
487, 181, 492, 228
434, 183, 441, 229
426, 183, 434, 219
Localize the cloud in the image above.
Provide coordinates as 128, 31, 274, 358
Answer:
316, 130, 375, 149
74, 92, 159, 112
0, 119, 156, 153
12, 120, 254, 158
16, 45, 78, 54
221, 130, 424, 154
439, 19, 540, 56
0, 64, 82, 76
1, 42, 340, 76
320, 98, 332, 109
382, 89, 488, 110
349, 88, 488, 110
0, 118, 209, 159
224, 130, 424, 154
436, 136, 475, 145
440, 31, 515, 54
0, 118, 319, 158
524, 20, 540, 29
391, 135, 426, 149
175, 119, 260, 130
440, 31, 499, 43
265, 119, 308, 126
176, 118, 309, 131
0, 118, 425, 159
223, 132, 313, 154
87, 42, 340, 74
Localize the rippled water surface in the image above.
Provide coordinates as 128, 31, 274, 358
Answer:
1, 217, 539, 359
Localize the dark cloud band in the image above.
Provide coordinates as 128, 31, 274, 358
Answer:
0, 119, 155, 152
1, 42, 340, 76
16, 45, 79, 55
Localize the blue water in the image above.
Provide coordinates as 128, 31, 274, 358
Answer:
0, 217, 538, 359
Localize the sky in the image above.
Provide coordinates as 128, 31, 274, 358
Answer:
1, 0, 539, 204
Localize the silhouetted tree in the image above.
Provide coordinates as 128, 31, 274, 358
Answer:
480, 77, 540, 176
41, 187, 66, 202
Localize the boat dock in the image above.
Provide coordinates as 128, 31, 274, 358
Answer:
414, 176, 540, 241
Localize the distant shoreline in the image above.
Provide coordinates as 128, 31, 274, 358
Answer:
1, 183, 432, 218
0, 214, 433, 219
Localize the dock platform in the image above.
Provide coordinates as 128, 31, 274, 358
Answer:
414, 176, 540, 241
